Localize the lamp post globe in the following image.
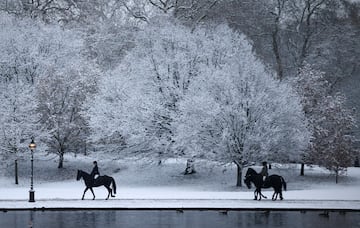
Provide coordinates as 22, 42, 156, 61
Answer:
29, 138, 36, 203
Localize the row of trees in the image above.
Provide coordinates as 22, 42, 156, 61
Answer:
86, 20, 311, 185
0, 14, 98, 171
0, 0, 358, 185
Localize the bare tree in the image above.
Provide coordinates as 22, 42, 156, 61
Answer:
174, 0, 219, 30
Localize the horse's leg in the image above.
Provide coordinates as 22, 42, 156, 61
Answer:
279, 189, 283, 200
272, 188, 280, 200
253, 190, 257, 200
106, 182, 114, 197
82, 187, 89, 200
105, 186, 111, 200
259, 189, 268, 200
110, 186, 115, 197
257, 188, 262, 201
90, 188, 95, 200
108, 185, 115, 198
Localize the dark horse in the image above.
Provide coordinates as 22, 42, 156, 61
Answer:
244, 168, 286, 201
76, 170, 117, 200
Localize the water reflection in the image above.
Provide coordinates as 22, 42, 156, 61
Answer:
29, 210, 34, 228
0, 210, 359, 228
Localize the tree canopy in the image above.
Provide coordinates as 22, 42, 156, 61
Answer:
0, 0, 358, 179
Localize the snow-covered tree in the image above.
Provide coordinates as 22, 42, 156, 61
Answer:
37, 72, 97, 168
294, 64, 358, 182
83, 22, 136, 71
175, 28, 310, 186
0, 12, 98, 169
87, 19, 310, 186
34, 28, 98, 168
0, 79, 38, 183
87, 17, 211, 159
316, 94, 357, 183
0, 13, 43, 183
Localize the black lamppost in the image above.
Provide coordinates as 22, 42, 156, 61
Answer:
29, 138, 36, 202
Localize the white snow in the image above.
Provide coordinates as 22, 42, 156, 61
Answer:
0, 155, 359, 210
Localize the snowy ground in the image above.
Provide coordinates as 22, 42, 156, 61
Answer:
0, 154, 359, 210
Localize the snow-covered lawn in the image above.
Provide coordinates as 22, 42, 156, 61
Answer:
0, 155, 359, 210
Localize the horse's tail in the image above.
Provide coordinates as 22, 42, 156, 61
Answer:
111, 177, 117, 194
281, 176, 287, 191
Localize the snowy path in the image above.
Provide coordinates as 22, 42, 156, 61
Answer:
0, 185, 359, 210
1, 166, 359, 210
0, 199, 359, 211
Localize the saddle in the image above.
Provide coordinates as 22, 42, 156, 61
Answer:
93, 176, 101, 186
262, 177, 270, 188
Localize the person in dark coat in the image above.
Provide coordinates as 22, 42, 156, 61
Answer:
90, 161, 100, 185
260, 161, 268, 182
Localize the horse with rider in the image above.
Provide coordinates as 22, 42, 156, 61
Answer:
76, 161, 117, 200
244, 162, 287, 200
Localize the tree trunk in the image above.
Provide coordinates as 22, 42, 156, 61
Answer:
58, 153, 64, 168
272, 29, 283, 80
300, 163, 305, 176
15, 159, 18, 184
335, 169, 339, 184
271, 6, 284, 81
235, 162, 242, 187
355, 156, 359, 167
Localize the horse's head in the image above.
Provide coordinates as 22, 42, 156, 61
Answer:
244, 174, 252, 189
76, 170, 82, 181
244, 168, 256, 189
246, 168, 257, 176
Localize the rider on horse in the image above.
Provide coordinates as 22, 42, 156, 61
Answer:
91, 161, 100, 185
260, 161, 268, 185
